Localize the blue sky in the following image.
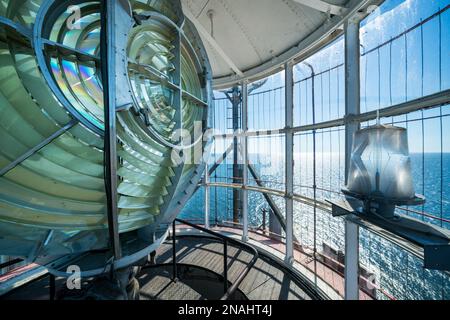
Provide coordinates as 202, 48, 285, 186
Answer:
215, 0, 450, 154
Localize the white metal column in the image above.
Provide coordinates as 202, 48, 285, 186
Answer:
344, 16, 361, 301
204, 164, 210, 229
285, 62, 294, 265
242, 81, 249, 242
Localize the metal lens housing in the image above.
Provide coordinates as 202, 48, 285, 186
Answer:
0, 0, 212, 270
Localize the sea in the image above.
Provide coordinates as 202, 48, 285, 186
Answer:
180, 153, 450, 300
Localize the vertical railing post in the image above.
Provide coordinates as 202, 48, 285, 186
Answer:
285, 61, 294, 265
223, 239, 228, 294
304, 61, 318, 290
205, 164, 210, 229
172, 221, 177, 282
49, 274, 56, 301
262, 209, 266, 234
344, 16, 361, 301
232, 87, 242, 223
241, 81, 249, 242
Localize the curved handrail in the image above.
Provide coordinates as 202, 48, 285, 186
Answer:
178, 219, 395, 300
0, 258, 23, 271
205, 180, 450, 226
175, 218, 259, 300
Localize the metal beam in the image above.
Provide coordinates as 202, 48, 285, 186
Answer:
210, 140, 290, 241
0, 120, 78, 177
344, 16, 361, 301
303, 61, 319, 289
205, 164, 210, 229
42, 39, 100, 64
241, 81, 249, 242
183, 5, 244, 77
345, 220, 359, 300
128, 61, 179, 91
285, 62, 294, 265
231, 87, 242, 223
291, 0, 347, 16
192, 142, 234, 201
247, 163, 288, 231
209, 143, 234, 176
213, 87, 450, 139
238, 140, 300, 244
101, 0, 131, 260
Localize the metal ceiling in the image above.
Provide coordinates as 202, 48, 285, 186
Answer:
181, 0, 381, 89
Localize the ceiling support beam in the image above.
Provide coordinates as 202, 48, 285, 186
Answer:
291, 0, 347, 16
183, 5, 244, 77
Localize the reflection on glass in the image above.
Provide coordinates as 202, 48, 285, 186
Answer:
1, 0, 43, 28
0, 0, 210, 263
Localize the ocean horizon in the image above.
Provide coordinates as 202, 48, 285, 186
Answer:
180, 151, 450, 299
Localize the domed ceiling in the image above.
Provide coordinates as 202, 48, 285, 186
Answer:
181, 0, 379, 88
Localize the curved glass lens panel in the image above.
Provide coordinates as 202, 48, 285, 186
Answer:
0, 0, 43, 28
0, 0, 211, 263
0, 27, 109, 259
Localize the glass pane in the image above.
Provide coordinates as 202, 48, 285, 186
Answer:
360, 0, 450, 110
248, 134, 285, 192
0, 0, 43, 29
0, 124, 109, 260
294, 36, 345, 126
0, 29, 71, 169
179, 187, 205, 225
248, 71, 285, 131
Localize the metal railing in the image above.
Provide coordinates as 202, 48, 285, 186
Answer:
173, 218, 259, 300
0, 258, 23, 273
206, 220, 394, 300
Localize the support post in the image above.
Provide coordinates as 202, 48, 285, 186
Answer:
223, 239, 228, 293
303, 61, 318, 288
49, 274, 56, 301
344, 16, 361, 301
101, 0, 123, 260
262, 209, 267, 234
172, 221, 177, 282
285, 62, 295, 265
241, 81, 249, 242
204, 164, 210, 229
232, 87, 242, 223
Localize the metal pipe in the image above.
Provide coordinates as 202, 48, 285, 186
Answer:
285, 61, 294, 265
205, 164, 210, 229
0, 258, 23, 270
231, 86, 242, 223
242, 81, 249, 242
101, 0, 122, 260
223, 239, 228, 294
303, 60, 318, 290
175, 219, 258, 300
262, 209, 267, 234
49, 274, 56, 301
343, 17, 361, 301
172, 221, 177, 281
0, 120, 77, 177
